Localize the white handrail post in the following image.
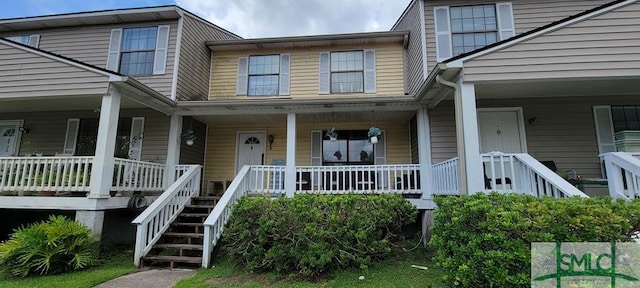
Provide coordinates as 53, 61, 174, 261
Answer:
89, 87, 121, 198
285, 113, 296, 198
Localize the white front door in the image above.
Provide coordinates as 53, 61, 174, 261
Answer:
236, 132, 266, 174
0, 120, 23, 156
478, 109, 527, 153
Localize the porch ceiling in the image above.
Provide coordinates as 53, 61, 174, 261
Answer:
0, 95, 151, 113
194, 110, 417, 125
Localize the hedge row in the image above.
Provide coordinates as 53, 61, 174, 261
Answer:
430, 193, 640, 287
221, 194, 417, 278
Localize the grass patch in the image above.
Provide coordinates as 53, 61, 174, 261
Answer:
0, 250, 135, 288
176, 240, 443, 288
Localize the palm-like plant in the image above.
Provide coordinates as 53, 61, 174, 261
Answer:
0, 215, 99, 277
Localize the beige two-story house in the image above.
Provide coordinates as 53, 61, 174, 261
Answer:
0, 6, 238, 241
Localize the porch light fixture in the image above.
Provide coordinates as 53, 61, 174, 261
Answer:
18, 127, 29, 134
368, 127, 382, 144
182, 128, 197, 146
326, 127, 338, 142
268, 134, 274, 150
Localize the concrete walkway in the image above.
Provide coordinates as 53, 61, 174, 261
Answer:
94, 269, 196, 288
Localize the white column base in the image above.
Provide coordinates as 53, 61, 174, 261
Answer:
75, 210, 105, 237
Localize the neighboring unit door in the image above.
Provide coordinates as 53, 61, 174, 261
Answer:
0, 120, 23, 156
236, 132, 266, 174
478, 109, 526, 153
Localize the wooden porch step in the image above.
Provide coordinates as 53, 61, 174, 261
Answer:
171, 222, 203, 227
185, 204, 215, 209
192, 196, 221, 201
179, 213, 209, 218
163, 232, 203, 238
154, 243, 203, 250
144, 255, 202, 264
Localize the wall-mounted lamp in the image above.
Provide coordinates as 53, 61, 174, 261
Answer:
528, 117, 537, 125
18, 127, 29, 134
268, 134, 274, 150
182, 128, 197, 146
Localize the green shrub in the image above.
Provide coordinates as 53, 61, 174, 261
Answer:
221, 194, 417, 278
0, 215, 99, 277
429, 193, 640, 287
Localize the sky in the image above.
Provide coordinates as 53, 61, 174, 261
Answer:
1, 0, 413, 38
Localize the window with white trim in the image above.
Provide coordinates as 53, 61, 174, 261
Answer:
119, 27, 157, 76
611, 106, 640, 132
236, 54, 290, 96
434, 3, 514, 61
450, 5, 498, 55
330, 51, 364, 93
248, 55, 280, 96
106, 25, 170, 75
5, 34, 40, 48
319, 50, 376, 94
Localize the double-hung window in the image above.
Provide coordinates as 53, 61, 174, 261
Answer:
119, 27, 157, 76
236, 54, 290, 96
106, 25, 170, 75
319, 50, 376, 94
330, 51, 364, 93
248, 55, 280, 96
434, 3, 514, 61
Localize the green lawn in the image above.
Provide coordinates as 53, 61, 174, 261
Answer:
0, 251, 135, 288
176, 243, 443, 288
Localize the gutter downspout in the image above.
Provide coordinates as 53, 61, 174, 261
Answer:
435, 75, 469, 195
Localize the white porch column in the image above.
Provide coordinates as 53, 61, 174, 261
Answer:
75, 210, 105, 237
455, 81, 484, 194
89, 88, 121, 198
416, 106, 433, 199
165, 114, 183, 186
285, 113, 296, 198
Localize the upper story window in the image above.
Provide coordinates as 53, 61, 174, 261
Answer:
450, 5, 498, 56
319, 50, 376, 95
434, 3, 514, 61
236, 54, 290, 96
106, 25, 170, 76
248, 55, 280, 96
5, 34, 40, 48
119, 27, 158, 76
330, 51, 364, 93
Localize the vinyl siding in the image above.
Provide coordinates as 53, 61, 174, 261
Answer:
423, 0, 611, 70
463, 2, 640, 82
392, 0, 424, 95
0, 42, 109, 98
203, 120, 411, 183
176, 15, 239, 101
0, 20, 179, 98
209, 43, 405, 99
0, 109, 169, 163
430, 95, 640, 179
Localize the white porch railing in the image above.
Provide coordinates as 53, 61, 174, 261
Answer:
431, 157, 459, 195
431, 152, 588, 198
602, 152, 640, 200
112, 158, 166, 192
132, 164, 201, 267
0, 156, 167, 194
202, 165, 252, 268
0, 156, 93, 193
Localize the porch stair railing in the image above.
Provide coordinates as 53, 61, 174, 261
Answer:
132, 165, 201, 267
202, 165, 252, 268
432, 152, 588, 198
602, 152, 640, 200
